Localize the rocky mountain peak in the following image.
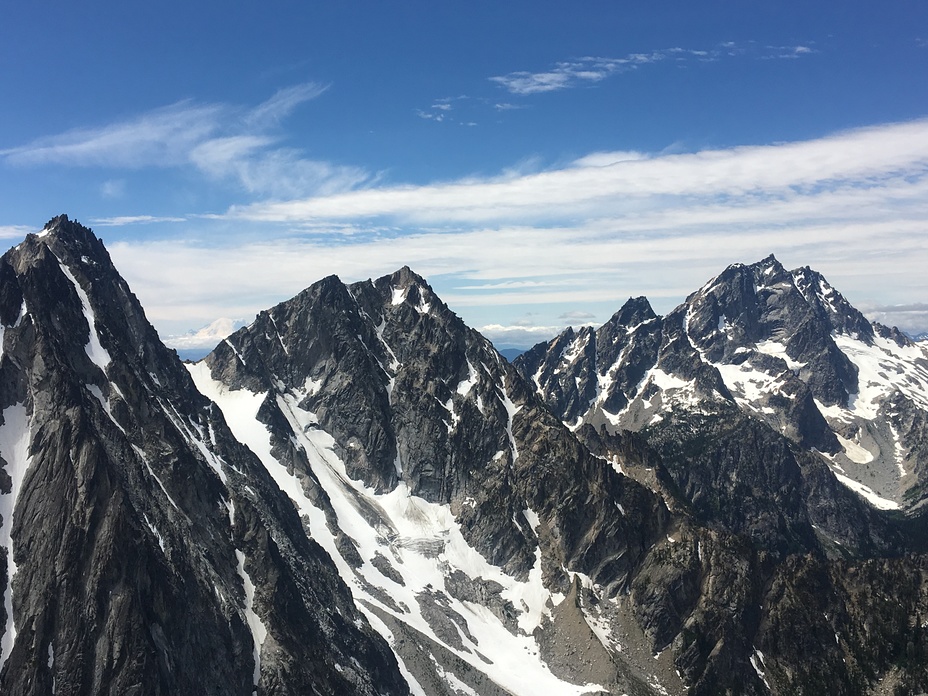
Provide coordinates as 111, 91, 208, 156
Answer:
751, 252, 788, 277
790, 264, 874, 341
386, 264, 427, 287
370, 265, 442, 319
606, 296, 657, 328
0, 217, 408, 695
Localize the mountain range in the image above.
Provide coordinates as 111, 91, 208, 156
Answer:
1, 215, 927, 695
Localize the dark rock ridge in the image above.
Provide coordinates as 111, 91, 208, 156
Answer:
0, 216, 407, 695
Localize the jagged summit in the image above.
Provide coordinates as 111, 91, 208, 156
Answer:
385, 264, 428, 287
516, 254, 928, 513
607, 296, 657, 327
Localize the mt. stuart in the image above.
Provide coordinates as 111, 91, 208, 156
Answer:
1, 215, 927, 696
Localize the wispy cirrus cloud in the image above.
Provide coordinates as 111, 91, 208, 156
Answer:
90, 215, 188, 226
0, 101, 223, 168
229, 118, 928, 225
110, 117, 928, 343
489, 42, 815, 95
244, 82, 329, 128
0, 83, 367, 198
0, 225, 34, 239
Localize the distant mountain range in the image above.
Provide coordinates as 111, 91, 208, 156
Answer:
1, 215, 927, 695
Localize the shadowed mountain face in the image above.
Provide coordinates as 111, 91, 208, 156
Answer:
3, 218, 928, 695
0, 216, 407, 696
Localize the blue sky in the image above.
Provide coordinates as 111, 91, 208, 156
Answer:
2, 1, 928, 348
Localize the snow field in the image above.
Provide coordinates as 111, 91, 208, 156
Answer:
187, 363, 603, 696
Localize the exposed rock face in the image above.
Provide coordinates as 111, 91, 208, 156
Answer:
4, 221, 928, 696
0, 216, 407, 695
516, 254, 928, 694
204, 267, 670, 582
516, 254, 928, 510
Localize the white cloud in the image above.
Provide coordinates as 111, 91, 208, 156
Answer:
98, 118, 928, 341
90, 215, 187, 226
229, 118, 928, 225
489, 43, 814, 95
1, 83, 361, 199
861, 303, 928, 335
558, 311, 598, 322
761, 45, 816, 60
245, 82, 329, 128
0, 101, 222, 168
162, 317, 247, 351
100, 179, 126, 199
477, 324, 565, 348
0, 225, 34, 239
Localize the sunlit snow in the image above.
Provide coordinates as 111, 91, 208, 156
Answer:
56, 261, 111, 371
187, 363, 601, 696
0, 403, 31, 668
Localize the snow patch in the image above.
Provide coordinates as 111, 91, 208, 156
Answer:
750, 649, 771, 690
834, 433, 874, 465
833, 333, 928, 417
714, 362, 784, 406
48, 642, 55, 694
523, 508, 540, 535
144, 514, 166, 552
391, 286, 409, 306
888, 423, 907, 477
498, 380, 521, 464
456, 359, 479, 397
0, 403, 31, 668
831, 469, 900, 510
236, 549, 268, 693
755, 339, 805, 371
189, 366, 595, 696
57, 262, 111, 370
223, 338, 247, 367
559, 332, 589, 371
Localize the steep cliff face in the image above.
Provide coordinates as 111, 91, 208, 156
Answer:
0, 216, 407, 696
